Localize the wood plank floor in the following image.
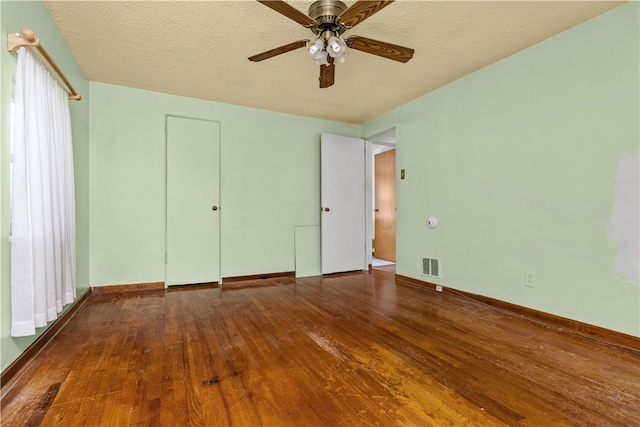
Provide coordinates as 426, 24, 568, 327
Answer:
2, 269, 639, 426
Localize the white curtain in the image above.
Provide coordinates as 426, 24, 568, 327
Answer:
11, 47, 76, 337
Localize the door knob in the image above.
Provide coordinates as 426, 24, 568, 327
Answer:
212, 205, 218, 211
375, 209, 379, 212
324, 207, 330, 212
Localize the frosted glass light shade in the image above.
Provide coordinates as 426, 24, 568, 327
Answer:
311, 49, 329, 66
326, 36, 346, 59
309, 38, 324, 55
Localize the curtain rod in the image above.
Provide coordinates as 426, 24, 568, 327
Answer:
7, 27, 82, 101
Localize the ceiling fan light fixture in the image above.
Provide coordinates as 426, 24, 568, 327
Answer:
326, 36, 346, 58
311, 48, 329, 66
251, 0, 415, 88
325, 36, 347, 64
309, 38, 324, 55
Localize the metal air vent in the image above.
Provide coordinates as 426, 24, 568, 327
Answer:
422, 258, 440, 278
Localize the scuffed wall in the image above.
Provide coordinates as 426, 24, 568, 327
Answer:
608, 152, 640, 287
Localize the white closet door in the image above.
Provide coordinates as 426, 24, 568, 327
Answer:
166, 116, 220, 285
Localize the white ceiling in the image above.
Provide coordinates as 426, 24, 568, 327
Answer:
44, 0, 624, 124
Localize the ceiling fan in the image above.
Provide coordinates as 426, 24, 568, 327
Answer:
248, 0, 414, 88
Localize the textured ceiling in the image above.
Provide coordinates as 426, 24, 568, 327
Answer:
44, 0, 624, 124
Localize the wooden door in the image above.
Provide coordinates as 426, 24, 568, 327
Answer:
374, 149, 396, 262
320, 133, 366, 274
166, 116, 220, 286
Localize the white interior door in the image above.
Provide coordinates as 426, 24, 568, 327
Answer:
321, 133, 366, 274
166, 116, 220, 286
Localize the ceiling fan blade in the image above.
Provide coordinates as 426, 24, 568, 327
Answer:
248, 40, 307, 62
256, 0, 316, 27
319, 56, 335, 88
346, 36, 414, 63
338, 0, 394, 28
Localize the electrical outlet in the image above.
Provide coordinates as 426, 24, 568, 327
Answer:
525, 272, 534, 288
435, 285, 443, 292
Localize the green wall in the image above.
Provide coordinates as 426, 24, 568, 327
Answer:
363, 2, 639, 336
0, 1, 91, 371
89, 82, 358, 286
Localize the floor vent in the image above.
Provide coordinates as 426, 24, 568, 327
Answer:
422, 258, 440, 278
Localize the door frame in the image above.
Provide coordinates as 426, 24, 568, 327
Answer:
164, 114, 222, 287
364, 128, 396, 268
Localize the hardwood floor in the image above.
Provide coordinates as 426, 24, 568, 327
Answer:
2, 269, 639, 426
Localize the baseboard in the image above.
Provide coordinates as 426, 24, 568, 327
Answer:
166, 282, 219, 292
395, 274, 640, 352
223, 271, 295, 284
1, 288, 93, 394
90, 281, 164, 294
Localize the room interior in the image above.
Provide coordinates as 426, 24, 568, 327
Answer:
0, 0, 638, 422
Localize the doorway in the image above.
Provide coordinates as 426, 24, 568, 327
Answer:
318, 131, 396, 275
370, 130, 396, 269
